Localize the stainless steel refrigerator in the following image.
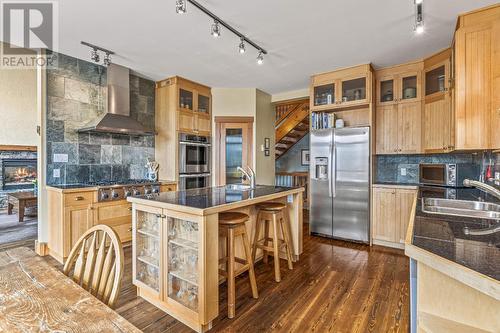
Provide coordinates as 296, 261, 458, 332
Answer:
309, 127, 370, 243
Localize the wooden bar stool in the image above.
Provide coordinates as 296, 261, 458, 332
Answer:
218, 212, 258, 319
251, 202, 294, 283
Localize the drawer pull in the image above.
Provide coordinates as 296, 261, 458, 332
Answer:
128, 207, 132, 211
128, 228, 132, 232
75, 196, 85, 201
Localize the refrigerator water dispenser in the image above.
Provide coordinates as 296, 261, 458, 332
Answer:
315, 157, 329, 180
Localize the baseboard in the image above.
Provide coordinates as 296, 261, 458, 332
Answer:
34, 241, 48, 256
372, 239, 405, 250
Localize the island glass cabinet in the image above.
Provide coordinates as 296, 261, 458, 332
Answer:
132, 204, 218, 332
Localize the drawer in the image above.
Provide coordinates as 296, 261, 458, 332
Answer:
111, 222, 132, 243
161, 184, 177, 192
64, 192, 94, 206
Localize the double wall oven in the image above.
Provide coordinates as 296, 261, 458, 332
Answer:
178, 133, 211, 190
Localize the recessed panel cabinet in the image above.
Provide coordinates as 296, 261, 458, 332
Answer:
372, 186, 417, 249
375, 62, 423, 154
454, 6, 500, 150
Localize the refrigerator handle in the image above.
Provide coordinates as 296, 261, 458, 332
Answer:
332, 143, 336, 197
328, 144, 333, 198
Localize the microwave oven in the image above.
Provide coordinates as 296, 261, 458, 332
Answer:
419, 163, 479, 187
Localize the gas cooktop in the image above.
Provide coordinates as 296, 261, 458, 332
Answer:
91, 180, 161, 201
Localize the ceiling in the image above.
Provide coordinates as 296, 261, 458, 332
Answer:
57, 0, 497, 94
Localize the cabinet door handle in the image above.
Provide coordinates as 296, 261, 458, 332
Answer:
128, 227, 132, 232
155, 214, 162, 218
128, 207, 132, 211
75, 196, 84, 201
161, 214, 167, 218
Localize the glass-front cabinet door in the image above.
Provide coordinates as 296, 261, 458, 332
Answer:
340, 76, 367, 105
133, 205, 164, 297
166, 216, 200, 312
197, 93, 210, 114
179, 88, 194, 111
399, 72, 420, 103
313, 83, 335, 107
377, 76, 396, 105
425, 61, 449, 98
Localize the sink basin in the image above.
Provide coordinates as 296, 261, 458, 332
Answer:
422, 198, 500, 220
225, 184, 254, 191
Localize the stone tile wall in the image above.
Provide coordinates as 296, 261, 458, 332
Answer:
46, 51, 155, 185
375, 153, 488, 184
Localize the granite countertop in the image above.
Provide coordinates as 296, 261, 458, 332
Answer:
129, 185, 299, 210
47, 184, 97, 190
412, 186, 499, 281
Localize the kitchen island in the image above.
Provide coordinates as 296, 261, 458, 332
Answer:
405, 186, 500, 332
127, 185, 304, 332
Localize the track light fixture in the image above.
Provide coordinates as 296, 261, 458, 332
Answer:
256, 51, 264, 65
81, 41, 115, 66
238, 37, 246, 54
176, 0, 186, 14
177, 0, 268, 64
414, 0, 424, 34
211, 20, 221, 38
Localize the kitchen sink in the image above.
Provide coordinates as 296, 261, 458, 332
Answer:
422, 198, 500, 221
225, 184, 254, 191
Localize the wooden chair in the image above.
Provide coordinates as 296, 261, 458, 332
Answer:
219, 212, 258, 318
63, 224, 124, 308
252, 202, 294, 282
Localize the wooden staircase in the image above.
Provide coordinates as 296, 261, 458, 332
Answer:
275, 98, 310, 159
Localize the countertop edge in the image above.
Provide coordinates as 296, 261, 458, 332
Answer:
127, 187, 305, 216
404, 196, 500, 301
373, 183, 419, 190
46, 186, 98, 193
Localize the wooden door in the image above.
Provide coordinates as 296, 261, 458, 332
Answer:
375, 105, 398, 154
215, 117, 254, 186
455, 23, 492, 149
398, 101, 422, 154
396, 189, 417, 244
372, 188, 397, 243
424, 94, 452, 152
64, 205, 93, 256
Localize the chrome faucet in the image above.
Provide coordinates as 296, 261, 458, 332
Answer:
237, 166, 256, 189
463, 179, 500, 200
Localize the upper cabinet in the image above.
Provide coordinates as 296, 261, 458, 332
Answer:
454, 5, 500, 150
311, 64, 373, 111
155, 76, 212, 181
423, 48, 455, 153
375, 62, 423, 154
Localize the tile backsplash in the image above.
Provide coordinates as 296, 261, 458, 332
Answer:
46, 51, 155, 185
375, 153, 484, 184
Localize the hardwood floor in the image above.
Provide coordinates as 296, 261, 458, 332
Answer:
42, 211, 410, 332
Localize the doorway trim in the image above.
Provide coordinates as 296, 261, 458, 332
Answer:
214, 116, 254, 186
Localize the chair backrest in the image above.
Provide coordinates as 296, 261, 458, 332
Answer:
63, 224, 124, 308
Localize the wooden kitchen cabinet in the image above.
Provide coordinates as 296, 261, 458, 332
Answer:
156, 76, 212, 181
372, 186, 417, 249
375, 101, 422, 154
64, 204, 94, 256
310, 64, 373, 111
93, 201, 133, 243
375, 62, 423, 154
454, 5, 500, 150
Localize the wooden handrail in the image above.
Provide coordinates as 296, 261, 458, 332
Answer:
275, 98, 309, 126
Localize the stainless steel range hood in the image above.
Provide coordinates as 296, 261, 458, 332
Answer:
78, 63, 155, 136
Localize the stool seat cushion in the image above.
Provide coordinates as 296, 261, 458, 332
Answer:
256, 202, 287, 211
219, 212, 249, 225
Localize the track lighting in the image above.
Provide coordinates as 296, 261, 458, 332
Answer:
90, 48, 99, 63
176, 0, 187, 14
256, 51, 264, 65
103, 52, 112, 66
238, 38, 246, 54
211, 20, 221, 37
81, 41, 115, 66
177, 0, 268, 64
414, 0, 424, 34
